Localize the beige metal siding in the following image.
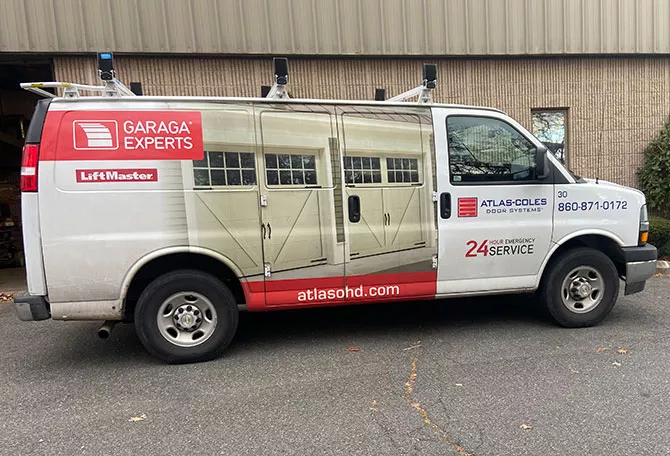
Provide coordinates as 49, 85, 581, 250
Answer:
54, 55, 670, 189
3, 0, 670, 55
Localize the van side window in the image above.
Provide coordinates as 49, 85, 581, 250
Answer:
447, 116, 537, 183
193, 151, 257, 187
265, 153, 318, 186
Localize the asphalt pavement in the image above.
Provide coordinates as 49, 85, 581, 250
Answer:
1, 278, 670, 456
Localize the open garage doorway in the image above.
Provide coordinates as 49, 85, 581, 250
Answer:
0, 56, 53, 294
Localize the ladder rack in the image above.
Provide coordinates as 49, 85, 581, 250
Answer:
20, 80, 135, 99
21, 52, 136, 99
20, 53, 436, 104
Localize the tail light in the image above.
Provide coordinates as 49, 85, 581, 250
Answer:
21, 144, 39, 192
639, 205, 649, 246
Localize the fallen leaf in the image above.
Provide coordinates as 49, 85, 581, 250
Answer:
612, 361, 622, 367
455, 383, 464, 387
596, 347, 609, 353
345, 346, 360, 352
369, 400, 377, 411
520, 424, 533, 430
128, 414, 147, 422
616, 349, 628, 354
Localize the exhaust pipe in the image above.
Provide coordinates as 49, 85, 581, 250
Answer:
98, 320, 118, 339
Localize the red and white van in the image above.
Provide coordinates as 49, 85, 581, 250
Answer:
14, 60, 657, 363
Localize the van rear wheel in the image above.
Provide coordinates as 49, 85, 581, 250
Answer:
134, 270, 238, 363
540, 247, 619, 327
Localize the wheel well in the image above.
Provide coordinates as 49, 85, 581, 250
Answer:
122, 253, 245, 321
546, 235, 626, 278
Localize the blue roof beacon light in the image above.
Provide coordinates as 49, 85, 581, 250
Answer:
97, 52, 115, 81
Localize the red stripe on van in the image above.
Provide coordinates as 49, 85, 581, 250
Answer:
242, 271, 438, 311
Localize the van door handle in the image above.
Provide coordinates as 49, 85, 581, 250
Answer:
348, 195, 361, 223
261, 223, 266, 239
267, 223, 271, 239
440, 193, 451, 219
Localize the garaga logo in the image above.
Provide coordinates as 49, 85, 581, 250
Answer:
73, 121, 119, 150
57, 111, 203, 161
76, 168, 158, 183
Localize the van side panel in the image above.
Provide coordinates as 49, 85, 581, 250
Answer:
39, 106, 195, 308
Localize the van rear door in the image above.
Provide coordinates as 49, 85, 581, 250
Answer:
20, 98, 51, 297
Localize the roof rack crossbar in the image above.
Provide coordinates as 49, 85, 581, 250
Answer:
20, 52, 136, 99
20, 80, 135, 98
388, 63, 437, 104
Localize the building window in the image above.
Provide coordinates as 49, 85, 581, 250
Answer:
387, 157, 420, 183
193, 151, 257, 187
532, 109, 567, 164
447, 116, 536, 183
344, 156, 382, 184
265, 153, 317, 186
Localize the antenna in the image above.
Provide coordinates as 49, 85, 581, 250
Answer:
265, 57, 290, 99
387, 63, 437, 103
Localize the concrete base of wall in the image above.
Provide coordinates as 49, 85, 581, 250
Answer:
656, 260, 670, 275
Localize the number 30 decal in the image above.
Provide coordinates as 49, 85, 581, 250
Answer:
465, 240, 489, 257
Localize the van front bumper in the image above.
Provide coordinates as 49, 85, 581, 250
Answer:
14, 295, 50, 321
622, 244, 658, 295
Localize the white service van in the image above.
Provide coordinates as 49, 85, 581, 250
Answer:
15, 57, 657, 363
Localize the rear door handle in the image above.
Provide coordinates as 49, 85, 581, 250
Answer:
440, 193, 451, 219
348, 195, 361, 223
261, 223, 266, 239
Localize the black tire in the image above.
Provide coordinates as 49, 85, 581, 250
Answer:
134, 269, 239, 364
539, 247, 619, 328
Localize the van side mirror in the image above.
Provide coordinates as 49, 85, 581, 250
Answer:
535, 145, 550, 180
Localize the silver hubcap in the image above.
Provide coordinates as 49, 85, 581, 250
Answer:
157, 292, 217, 347
561, 266, 605, 314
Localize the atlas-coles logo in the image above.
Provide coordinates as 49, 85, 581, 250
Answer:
481, 197, 548, 214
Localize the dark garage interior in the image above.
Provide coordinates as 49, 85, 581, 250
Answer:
0, 56, 53, 282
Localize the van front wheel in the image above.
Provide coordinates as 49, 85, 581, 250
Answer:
540, 247, 619, 327
134, 270, 239, 363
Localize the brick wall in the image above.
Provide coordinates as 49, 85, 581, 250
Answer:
54, 55, 670, 187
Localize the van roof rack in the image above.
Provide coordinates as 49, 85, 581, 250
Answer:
20, 52, 135, 98
21, 54, 436, 104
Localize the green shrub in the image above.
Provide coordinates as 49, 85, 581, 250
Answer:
648, 216, 670, 257
637, 117, 670, 216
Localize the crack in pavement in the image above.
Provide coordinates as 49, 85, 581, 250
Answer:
403, 336, 474, 456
